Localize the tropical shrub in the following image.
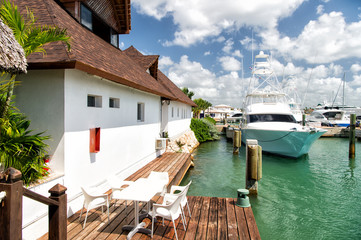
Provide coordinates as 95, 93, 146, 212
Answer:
204, 116, 216, 125
190, 118, 220, 143
0, 108, 50, 185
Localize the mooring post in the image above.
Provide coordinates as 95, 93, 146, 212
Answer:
0, 168, 23, 240
233, 130, 241, 154
246, 140, 262, 195
349, 113, 356, 159
302, 114, 306, 126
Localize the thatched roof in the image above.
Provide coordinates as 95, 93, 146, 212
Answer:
0, 18, 27, 74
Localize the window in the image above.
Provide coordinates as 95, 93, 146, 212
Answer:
172, 107, 174, 118
137, 103, 145, 122
177, 108, 179, 117
110, 29, 119, 47
247, 114, 296, 123
80, 4, 92, 30
87, 95, 102, 107
109, 97, 119, 108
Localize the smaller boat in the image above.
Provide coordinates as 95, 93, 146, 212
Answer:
307, 109, 350, 127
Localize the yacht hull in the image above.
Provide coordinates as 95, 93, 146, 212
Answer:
241, 127, 326, 158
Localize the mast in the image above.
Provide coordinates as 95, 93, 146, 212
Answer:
342, 72, 345, 110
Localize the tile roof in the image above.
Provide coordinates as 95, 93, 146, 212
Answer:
13, 0, 177, 100
123, 46, 197, 107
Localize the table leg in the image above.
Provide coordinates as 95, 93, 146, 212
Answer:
122, 200, 152, 240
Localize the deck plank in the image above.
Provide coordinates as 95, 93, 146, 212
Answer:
38, 153, 260, 240
244, 207, 261, 240
195, 196, 210, 240
217, 198, 228, 239
226, 198, 240, 240
206, 197, 218, 240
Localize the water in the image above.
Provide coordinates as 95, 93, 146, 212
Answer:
181, 136, 361, 240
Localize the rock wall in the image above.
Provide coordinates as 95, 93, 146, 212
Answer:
166, 130, 199, 153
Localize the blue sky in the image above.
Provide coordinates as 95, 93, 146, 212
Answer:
120, 0, 361, 108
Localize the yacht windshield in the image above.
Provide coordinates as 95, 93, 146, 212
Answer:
247, 114, 296, 123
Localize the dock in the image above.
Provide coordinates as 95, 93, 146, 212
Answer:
39, 152, 260, 239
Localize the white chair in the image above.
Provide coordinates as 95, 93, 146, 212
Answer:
147, 171, 169, 196
106, 175, 133, 207
79, 186, 110, 229
151, 191, 186, 240
164, 181, 192, 219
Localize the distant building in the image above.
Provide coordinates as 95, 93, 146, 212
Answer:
12, 0, 195, 238
206, 104, 233, 121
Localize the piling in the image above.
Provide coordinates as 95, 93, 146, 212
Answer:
349, 113, 356, 159
233, 130, 241, 154
246, 139, 262, 195
302, 114, 306, 126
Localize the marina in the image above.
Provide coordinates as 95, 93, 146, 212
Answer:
181, 135, 361, 239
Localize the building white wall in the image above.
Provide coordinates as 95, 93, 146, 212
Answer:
15, 70, 65, 173
168, 101, 192, 138
14, 69, 169, 239
63, 69, 164, 208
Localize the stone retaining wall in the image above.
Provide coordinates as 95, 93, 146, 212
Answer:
166, 130, 199, 153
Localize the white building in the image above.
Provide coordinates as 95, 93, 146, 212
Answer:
12, 0, 196, 238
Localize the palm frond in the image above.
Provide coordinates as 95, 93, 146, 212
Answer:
23, 26, 71, 56
0, 0, 26, 45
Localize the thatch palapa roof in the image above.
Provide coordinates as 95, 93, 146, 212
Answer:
0, 19, 27, 74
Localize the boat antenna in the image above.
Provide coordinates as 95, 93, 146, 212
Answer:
301, 52, 318, 108
331, 72, 345, 109
342, 72, 345, 110
251, 30, 254, 68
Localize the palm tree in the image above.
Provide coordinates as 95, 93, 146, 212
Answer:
0, 0, 71, 118
181, 87, 194, 100
193, 98, 212, 118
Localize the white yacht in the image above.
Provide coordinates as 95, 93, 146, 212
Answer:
241, 51, 326, 158
307, 109, 350, 127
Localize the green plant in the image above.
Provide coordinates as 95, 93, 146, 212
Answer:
0, 0, 70, 185
0, 110, 50, 185
176, 140, 185, 152
190, 118, 220, 143
204, 116, 216, 125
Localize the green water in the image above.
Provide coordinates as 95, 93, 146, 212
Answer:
181, 136, 361, 240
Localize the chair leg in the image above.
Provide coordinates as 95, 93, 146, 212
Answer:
180, 212, 187, 231
172, 219, 179, 240
106, 199, 110, 222
83, 209, 90, 229
151, 216, 154, 238
79, 205, 84, 222
181, 208, 187, 226
186, 201, 191, 217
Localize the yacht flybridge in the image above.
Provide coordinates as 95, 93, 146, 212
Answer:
241, 51, 326, 158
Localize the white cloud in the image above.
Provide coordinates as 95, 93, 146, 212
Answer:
222, 39, 234, 54
167, 55, 216, 89
350, 63, 361, 73
317, 5, 324, 15
162, 55, 247, 106
159, 56, 174, 70
204, 51, 211, 56
260, 11, 361, 64
133, 0, 304, 47
232, 50, 243, 58
219, 56, 242, 71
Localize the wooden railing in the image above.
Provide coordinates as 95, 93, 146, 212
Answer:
0, 167, 67, 240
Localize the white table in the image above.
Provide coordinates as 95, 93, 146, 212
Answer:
115, 177, 167, 239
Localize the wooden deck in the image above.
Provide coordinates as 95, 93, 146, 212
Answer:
39, 152, 260, 240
